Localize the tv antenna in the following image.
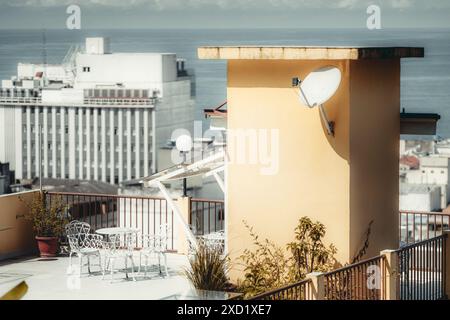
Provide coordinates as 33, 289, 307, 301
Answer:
42, 29, 47, 84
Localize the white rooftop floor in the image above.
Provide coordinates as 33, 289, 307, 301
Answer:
0, 253, 194, 300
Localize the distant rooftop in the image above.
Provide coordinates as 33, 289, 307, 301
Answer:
400, 183, 440, 195
28, 178, 118, 195
198, 46, 424, 60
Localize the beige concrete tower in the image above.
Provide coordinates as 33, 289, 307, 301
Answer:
198, 46, 425, 276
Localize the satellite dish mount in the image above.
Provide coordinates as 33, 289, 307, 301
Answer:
293, 66, 342, 136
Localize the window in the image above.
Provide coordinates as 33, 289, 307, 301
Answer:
82, 67, 91, 72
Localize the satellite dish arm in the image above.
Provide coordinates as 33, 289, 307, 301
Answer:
319, 104, 334, 136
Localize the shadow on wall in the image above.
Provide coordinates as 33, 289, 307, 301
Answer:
0, 191, 38, 261
228, 60, 350, 162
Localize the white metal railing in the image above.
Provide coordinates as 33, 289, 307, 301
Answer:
0, 97, 42, 104
0, 96, 154, 106
83, 98, 154, 106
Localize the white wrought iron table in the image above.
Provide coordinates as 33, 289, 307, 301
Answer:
96, 227, 139, 236
96, 227, 139, 281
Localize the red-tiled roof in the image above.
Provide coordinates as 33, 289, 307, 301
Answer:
400, 155, 420, 169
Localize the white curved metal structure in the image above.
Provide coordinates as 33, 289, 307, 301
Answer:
298, 66, 342, 136
299, 66, 341, 108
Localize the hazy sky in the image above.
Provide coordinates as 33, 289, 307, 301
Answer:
0, 0, 450, 29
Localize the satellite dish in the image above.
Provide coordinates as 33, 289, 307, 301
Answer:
296, 66, 341, 136
299, 66, 341, 108
176, 135, 193, 153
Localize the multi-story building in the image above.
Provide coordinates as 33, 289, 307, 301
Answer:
0, 37, 195, 185
405, 156, 450, 209
400, 183, 441, 212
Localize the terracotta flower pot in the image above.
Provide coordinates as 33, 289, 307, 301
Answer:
35, 236, 58, 257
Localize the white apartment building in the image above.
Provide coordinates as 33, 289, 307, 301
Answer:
404, 156, 450, 209
400, 183, 441, 212
0, 38, 195, 184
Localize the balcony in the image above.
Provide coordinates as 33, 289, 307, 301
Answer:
0, 96, 155, 107
2, 190, 449, 300
0, 191, 227, 300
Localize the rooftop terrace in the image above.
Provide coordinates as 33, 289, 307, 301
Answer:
0, 254, 192, 300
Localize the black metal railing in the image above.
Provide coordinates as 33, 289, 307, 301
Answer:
249, 279, 313, 300
399, 210, 450, 245
190, 198, 224, 236
46, 192, 175, 251
397, 234, 447, 300
324, 256, 387, 300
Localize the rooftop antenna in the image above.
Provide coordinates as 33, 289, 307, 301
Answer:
293, 66, 342, 136
42, 29, 47, 85
176, 135, 193, 197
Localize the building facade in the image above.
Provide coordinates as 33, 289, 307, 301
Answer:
400, 183, 441, 212
405, 156, 450, 209
0, 38, 195, 184
199, 46, 424, 278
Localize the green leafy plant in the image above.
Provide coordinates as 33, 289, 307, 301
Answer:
238, 217, 337, 298
237, 222, 291, 298
185, 239, 231, 291
20, 192, 69, 237
287, 217, 337, 281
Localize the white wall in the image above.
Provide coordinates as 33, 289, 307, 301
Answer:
0, 106, 18, 173
17, 64, 68, 82
41, 89, 84, 104
400, 188, 441, 212
74, 53, 177, 90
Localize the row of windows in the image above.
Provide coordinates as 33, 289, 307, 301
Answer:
25, 160, 146, 169
84, 88, 151, 99
0, 88, 39, 98
23, 107, 137, 116
23, 125, 147, 136
422, 170, 446, 174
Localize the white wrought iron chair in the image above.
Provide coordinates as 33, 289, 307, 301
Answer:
65, 220, 90, 266
138, 224, 171, 278
66, 232, 103, 276
200, 230, 225, 253
65, 220, 103, 275
102, 233, 137, 282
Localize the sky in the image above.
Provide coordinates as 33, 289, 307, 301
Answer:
0, 0, 450, 29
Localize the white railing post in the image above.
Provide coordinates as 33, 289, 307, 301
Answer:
305, 272, 325, 300
380, 249, 399, 300
176, 196, 192, 255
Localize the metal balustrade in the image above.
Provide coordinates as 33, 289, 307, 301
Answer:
400, 210, 450, 245
397, 234, 447, 300
189, 198, 225, 236
324, 256, 387, 300
249, 279, 313, 300
46, 192, 175, 251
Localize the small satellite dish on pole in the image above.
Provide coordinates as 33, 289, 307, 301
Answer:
175, 134, 193, 197
294, 66, 342, 136
176, 135, 193, 153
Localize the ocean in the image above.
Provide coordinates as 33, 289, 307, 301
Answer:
0, 28, 449, 136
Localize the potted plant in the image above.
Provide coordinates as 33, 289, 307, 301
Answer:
21, 192, 68, 257
185, 239, 232, 292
